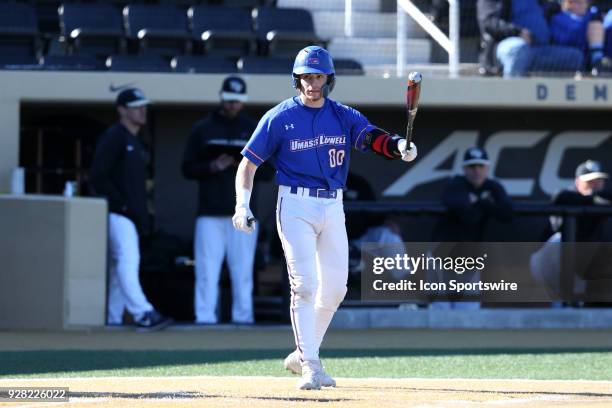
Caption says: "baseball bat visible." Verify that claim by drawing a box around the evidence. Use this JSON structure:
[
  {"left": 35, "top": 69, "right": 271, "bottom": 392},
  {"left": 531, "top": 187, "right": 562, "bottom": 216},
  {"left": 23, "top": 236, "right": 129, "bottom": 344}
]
[{"left": 405, "top": 72, "right": 422, "bottom": 149}]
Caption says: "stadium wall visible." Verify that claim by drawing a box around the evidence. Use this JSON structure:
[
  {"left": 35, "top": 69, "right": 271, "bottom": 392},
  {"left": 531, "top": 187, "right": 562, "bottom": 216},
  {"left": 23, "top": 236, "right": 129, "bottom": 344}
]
[
  {"left": 0, "top": 195, "right": 107, "bottom": 329},
  {"left": 1, "top": 72, "right": 612, "bottom": 194}
]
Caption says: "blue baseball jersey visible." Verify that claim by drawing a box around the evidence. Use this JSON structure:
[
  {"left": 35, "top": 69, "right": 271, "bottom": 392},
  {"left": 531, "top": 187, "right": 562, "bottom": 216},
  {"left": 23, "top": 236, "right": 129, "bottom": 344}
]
[
  {"left": 605, "top": 10, "right": 612, "bottom": 57},
  {"left": 241, "top": 96, "right": 375, "bottom": 189},
  {"left": 551, "top": 10, "right": 599, "bottom": 52}
]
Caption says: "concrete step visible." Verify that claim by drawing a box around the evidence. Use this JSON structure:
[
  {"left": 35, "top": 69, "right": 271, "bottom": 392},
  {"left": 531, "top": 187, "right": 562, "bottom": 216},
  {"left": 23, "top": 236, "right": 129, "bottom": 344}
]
[
  {"left": 329, "top": 37, "right": 431, "bottom": 66},
  {"left": 277, "top": 0, "right": 380, "bottom": 12},
  {"left": 331, "top": 308, "right": 612, "bottom": 329},
  {"left": 313, "top": 10, "right": 428, "bottom": 39}
]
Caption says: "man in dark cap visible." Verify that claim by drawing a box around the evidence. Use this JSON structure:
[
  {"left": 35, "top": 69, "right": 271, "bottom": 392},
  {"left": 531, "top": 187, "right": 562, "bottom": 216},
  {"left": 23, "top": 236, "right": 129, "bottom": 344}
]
[
  {"left": 90, "top": 87, "right": 172, "bottom": 330},
  {"left": 531, "top": 160, "right": 612, "bottom": 303},
  {"left": 549, "top": 160, "right": 611, "bottom": 242},
  {"left": 433, "top": 147, "right": 514, "bottom": 242},
  {"left": 182, "top": 76, "right": 261, "bottom": 324}
]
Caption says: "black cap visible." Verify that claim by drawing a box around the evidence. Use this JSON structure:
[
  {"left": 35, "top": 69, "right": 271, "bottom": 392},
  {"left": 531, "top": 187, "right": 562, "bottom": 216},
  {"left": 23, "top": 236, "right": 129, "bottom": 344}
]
[
  {"left": 220, "top": 76, "right": 247, "bottom": 102},
  {"left": 575, "top": 160, "right": 608, "bottom": 181},
  {"left": 463, "top": 147, "right": 490, "bottom": 166},
  {"left": 116, "top": 88, "right": 150, "bottom": 108}
]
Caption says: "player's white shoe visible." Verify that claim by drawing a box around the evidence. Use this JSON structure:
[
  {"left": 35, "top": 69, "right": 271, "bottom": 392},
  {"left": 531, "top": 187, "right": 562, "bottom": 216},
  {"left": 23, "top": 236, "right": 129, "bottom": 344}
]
[
  {"left": 297, "top": 360, "right": 322, "bottom": 390},
  {"left": 284, "top": 350, "right": 336, "bottom": 387}
]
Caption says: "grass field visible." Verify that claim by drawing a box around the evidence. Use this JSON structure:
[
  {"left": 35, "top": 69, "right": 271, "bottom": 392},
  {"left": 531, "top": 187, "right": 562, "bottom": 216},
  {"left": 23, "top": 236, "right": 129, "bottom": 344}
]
[
  {"left": 2, "top": 349, "right": 612, "bottom": 380},
  {"left": 1, "top": 328, "right": 612, "bottom": 406}
]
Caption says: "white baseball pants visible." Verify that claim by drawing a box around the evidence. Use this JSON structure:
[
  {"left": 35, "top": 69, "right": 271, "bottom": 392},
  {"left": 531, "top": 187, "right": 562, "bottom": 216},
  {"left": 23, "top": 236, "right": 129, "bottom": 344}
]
[
  {"left": 276, "top": 186, "right": 348, "bottom": 362},
  {"left": 194, "top": 216, "right": 257, "bottom": 324},
  {"left": 107, "top": 213, "right": 153, "bottom": 324}
]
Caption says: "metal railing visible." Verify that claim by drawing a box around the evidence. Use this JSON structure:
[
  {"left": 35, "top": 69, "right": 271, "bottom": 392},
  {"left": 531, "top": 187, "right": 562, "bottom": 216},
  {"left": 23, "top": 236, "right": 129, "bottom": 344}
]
[
  {"left": 341, "top": 0, "right": 460, "bottom": 78},
  {"left": 343, "top": 201, "right": 612, "bottom": 304},
  {"left": 396, "top": 0, "right": 460, "bottom": 78}
]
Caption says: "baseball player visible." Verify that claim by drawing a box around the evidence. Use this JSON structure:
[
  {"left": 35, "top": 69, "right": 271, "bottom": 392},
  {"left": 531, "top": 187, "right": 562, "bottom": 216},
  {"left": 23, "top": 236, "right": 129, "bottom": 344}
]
[{"left": 232, "top": 46, "right": 417, "bottom": 390}]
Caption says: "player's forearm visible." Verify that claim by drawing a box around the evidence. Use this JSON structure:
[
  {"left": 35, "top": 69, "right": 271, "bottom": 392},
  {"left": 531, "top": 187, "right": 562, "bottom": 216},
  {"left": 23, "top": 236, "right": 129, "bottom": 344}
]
[{"left": 235, "top": 157, "right": 257, "bottom": 208}]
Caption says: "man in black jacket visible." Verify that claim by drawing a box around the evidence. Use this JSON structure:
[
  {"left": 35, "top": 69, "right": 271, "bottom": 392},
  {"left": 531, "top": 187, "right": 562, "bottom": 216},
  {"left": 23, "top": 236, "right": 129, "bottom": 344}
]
[
  {"left": 182, "top": 76, "right": 258, "bottom": 324},
  {"left": 430, "top": 147, "right": 513, "bottom": 309},
  {"left": 90, "top": 88, "right": 172, "bottom": 330},
  {"left": 477, "top": 0, "right": 584, "bottom": 76},
  {"left": 549, "top": 160, "right": 612, "bottom": 241},
  {"left": 433, "top": 147, "right": 514, "bottom": 242},
  {"left": 531, "top": 160, "right": 612, "bottom": 302}
]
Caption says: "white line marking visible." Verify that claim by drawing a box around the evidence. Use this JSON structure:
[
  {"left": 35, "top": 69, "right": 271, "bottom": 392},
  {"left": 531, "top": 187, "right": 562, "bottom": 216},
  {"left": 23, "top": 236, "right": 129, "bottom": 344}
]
[{"left": 0, "top": 376, "right": 611, "bottom": 385}]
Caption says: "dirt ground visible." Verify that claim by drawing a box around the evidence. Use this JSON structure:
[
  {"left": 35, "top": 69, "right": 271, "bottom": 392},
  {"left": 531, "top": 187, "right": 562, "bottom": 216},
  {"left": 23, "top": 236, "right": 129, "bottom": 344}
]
[
  {"left": 1, "top": 376, "right": 612, "bottom": 408},
  {"left": 2, "top": 328, "right": 612, "bottom": 407}
]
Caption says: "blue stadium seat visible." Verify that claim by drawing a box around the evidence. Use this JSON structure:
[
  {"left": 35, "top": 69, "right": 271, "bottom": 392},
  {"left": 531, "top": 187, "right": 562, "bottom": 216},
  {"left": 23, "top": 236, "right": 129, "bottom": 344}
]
[
  {"left": 172, "top": 55, "right": 238, "bottom": 73},
  {"left": 217, "top": 0, "right": 261, "bottom": 8},
  {"left": 0, "top": 3, "right": 41, "bottom": 59},
  {"left": 106, "top": 55, "right": 172, "bottom": 72},
  {"left": 254, "top": 6, "right": 324, "bottom": 56},
  {"left": 41, "top": 55, "right": 105, "bottom": 71},
  {"left": 59, "top": 4, "right": 126, "bottom": 58},
  {"left": 238, "top": 56, "right": 293, "bottom": 74},
  {"left": 334, "top": 58, "right": 364, "bottom": 75},
  {"left": 33, "top": 0, "right": 61, "bottom": 35},
  {"left": 0, "top": 55, "right": 40, "bottom": 70},
  {"left": 189, "top": 6, "right": 256, "bottom": 57},
  {"left": 124, "top": 5, "right": 191, "bottom": 57}
]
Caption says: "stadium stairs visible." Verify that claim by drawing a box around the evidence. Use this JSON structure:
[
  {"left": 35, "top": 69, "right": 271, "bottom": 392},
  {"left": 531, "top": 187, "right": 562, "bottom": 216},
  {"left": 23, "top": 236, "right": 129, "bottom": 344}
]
[{"left": 277, "top": 0, "right": 432, "bottom": 77}]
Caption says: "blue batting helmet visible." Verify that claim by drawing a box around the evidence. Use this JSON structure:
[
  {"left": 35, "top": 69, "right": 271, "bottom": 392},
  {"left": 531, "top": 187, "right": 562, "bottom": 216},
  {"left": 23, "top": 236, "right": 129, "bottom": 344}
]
[{"left": 292, "top": 46, "right": 336, "bottom": 97}]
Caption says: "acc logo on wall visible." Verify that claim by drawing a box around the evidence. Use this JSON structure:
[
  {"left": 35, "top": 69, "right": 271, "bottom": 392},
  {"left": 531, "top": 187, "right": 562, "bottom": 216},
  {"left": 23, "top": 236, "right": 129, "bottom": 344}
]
[{"left": 384, "top": 130, "right": 612, "bottom": 198}]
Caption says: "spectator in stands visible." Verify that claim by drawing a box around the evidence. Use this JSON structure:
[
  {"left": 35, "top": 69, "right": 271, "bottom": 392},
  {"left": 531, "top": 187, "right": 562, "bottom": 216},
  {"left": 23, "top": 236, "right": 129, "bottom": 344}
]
[
  {"left": 530, "top": 160, "right": 612, "bottom": 303},
  {"left": 550, "top": 0, "right": 612, "bottom": 75},
  {"left": 432, "top": 147, "right": 514, "bottom": 242},
  {"left": 605, "top": 10, "right": 612, "bottom": 61},
  {"left": 477, "top": 0, "right": 585, "bottom": 77},
  {"left": 90, "top": 88, "right": 172, "bottom": 331},
  {"left": 182, "top": 76, "right": 258, "bottom": 325}
]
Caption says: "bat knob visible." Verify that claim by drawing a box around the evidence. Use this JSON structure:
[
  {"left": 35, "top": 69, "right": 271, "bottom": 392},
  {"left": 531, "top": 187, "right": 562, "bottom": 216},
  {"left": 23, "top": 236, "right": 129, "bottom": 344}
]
[
  {"left": 408, "top": 71, "right": 422, "bottom": 84},
  {"left": 247, "top": 217, "right": 256, "bottom": 227}
]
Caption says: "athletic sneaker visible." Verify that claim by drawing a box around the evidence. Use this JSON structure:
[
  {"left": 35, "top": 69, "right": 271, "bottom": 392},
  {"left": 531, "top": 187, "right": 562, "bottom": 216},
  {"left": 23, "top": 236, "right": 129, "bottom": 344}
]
[
  {"left": 284, "top": 349, "right": 336, "bottom": 387},
  {"left": 297, "top": 360, "right": 322, "bottom": 390},
  {"left": 135, "top": 310, "right": 173, "bottom": 332}
]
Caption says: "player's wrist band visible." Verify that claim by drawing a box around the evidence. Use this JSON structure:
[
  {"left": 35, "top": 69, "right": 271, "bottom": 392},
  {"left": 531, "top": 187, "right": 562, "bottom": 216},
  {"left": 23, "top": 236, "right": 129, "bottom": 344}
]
[{"left": 236, "top": 187, "right": 252, "bottom": 208}]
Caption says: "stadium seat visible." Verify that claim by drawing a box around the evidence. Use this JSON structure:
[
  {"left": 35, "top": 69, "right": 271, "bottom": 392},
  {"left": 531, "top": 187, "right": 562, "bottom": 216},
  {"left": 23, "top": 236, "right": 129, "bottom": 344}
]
[
  {"left": 59, "top": 4, "right": 126, "bottom": 58},
  {"left": 172, "top": 55, "right": 239, "bottom": 73},
  {"left": 0, "top": 3, "right": 41, "bottom": 59},
  {"left": 238, "top": 56, "right": 293, "bottom": 74},
  {"left": 0, "top": 55, "right": 40, "bottom": 70},
  {"left": 334, "top": 58, "right": 364, "bottom": 75},
  {"left": 124, "top": 5, "right": 191, "bottom": 57},
  {"left": 215, "top": 0, "right": 261, "bottom": 8},
  {"left": 33, "top": 0, "right": 62, "bottom": 35},
  {"left": 254, "top": 6, "right": 325, "bottom": 56},
  {"left": 41, "top": 55, "right": 105, "bottom": 71},
  {"left": 106, "top": 55, "right": 172, "bottom": 72},
  {"left": 189, "top": 6, "right": 256, "bottom": 57}
]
